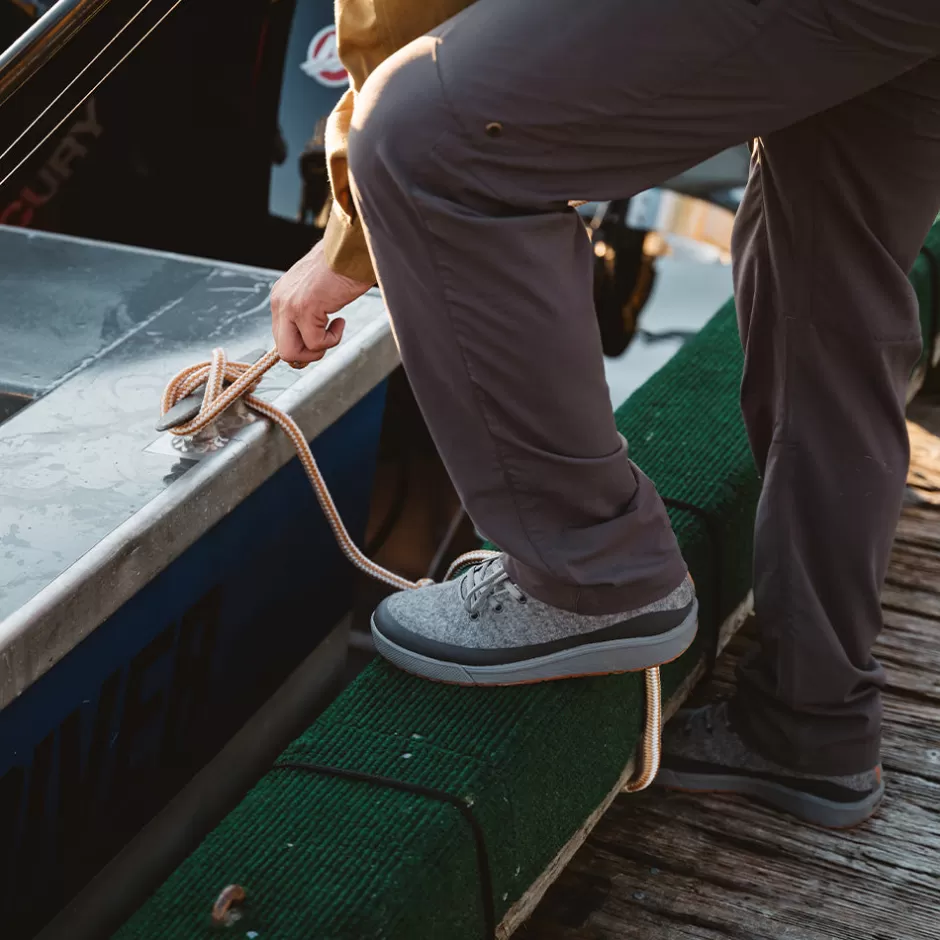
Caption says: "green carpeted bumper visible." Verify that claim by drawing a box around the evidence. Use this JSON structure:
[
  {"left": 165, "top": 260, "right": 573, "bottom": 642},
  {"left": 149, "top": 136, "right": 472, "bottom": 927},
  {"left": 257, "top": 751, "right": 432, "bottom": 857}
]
[{"left": 114, "top": 221, "right": 940, "bottom": 940}]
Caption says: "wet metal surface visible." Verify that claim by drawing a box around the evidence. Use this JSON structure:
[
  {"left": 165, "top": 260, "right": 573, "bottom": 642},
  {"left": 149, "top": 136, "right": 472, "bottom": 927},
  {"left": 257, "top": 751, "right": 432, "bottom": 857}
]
[
  {"left": 1, "top": 228, "right": 216, "bottom": 399},
  {"left": 0, "top": 227, "right": 396, "bottom": 696},
  {"left": 0, "top": 227, "right": 280, "bottom": 619}
]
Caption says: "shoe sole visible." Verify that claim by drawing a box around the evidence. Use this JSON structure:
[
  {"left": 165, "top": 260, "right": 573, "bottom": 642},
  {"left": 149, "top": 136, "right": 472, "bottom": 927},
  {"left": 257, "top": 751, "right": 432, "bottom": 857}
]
[
  {"left": 370, "top": 600, "right": 698, "bottom": 687},
  {"left": 655, "top": 768, "right": 885, "bottom": 829}
]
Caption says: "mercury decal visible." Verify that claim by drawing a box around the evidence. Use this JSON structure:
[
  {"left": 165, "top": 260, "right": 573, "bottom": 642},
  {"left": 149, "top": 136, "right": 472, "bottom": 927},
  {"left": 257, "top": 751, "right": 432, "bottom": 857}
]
[
  {"left": 0, "top": 97, "right": 103, "bottom": 226},
  {"left": 300, "top": 25, "right": 348, "bottom": 88}
]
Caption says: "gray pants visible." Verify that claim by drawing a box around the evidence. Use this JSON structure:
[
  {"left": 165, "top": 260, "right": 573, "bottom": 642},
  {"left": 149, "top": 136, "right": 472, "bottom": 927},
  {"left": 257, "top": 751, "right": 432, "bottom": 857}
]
[{"left": 348, "top": 0, "right": 940, "bottom": 774}]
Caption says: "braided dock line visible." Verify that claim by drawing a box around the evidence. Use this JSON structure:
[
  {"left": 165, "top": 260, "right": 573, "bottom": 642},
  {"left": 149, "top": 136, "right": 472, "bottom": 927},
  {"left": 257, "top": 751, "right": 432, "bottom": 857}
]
[{"left": 161, "top": 347, "right": 662, "bottom": 790}]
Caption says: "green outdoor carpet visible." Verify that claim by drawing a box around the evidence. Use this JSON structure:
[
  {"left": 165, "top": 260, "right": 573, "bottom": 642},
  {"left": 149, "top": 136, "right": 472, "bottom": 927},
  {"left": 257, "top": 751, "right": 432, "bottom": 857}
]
[{"left": 115, "top": 220, "right": 940, "bottom": 940}]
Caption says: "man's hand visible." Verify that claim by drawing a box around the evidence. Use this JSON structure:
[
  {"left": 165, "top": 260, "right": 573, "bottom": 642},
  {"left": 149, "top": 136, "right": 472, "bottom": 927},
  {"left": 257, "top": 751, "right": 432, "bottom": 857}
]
[{"left": 270, "top": 241, "right": 372, "bottom": 366}]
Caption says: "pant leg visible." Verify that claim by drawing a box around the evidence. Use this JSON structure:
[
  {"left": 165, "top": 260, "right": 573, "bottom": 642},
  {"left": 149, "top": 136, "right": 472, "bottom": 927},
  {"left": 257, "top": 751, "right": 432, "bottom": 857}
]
[
  {"left": 731, "top": 61, "right": 940, "bottom": 774},
  {"left": 346, "top": 0, "right": 939, "bottom": 619}
]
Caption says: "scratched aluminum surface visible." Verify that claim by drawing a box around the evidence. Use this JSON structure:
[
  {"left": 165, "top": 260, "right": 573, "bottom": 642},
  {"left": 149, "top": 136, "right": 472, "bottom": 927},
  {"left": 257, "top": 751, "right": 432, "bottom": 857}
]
[{"left": 0, "top": 226, "right": 392, "bottom": 628}]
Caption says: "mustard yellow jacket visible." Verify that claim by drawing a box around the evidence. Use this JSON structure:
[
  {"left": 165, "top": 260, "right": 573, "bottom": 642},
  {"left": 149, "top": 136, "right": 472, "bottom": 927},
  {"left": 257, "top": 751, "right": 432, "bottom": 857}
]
[{"left": 321, "top": 0, "right": 473, "bottom": 282}]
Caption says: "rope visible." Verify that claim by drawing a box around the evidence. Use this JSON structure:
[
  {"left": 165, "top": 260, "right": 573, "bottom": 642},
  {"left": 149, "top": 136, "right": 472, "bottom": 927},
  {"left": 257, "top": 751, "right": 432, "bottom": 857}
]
[
  {"left": 160, "top": 346, "right": 663, "bottom": 790},
  {"left": 623, "top": 664, "right": 662, "bottom": 792},
  {"left": 162, "top": 348, "right": 428, "bottom": 593}
]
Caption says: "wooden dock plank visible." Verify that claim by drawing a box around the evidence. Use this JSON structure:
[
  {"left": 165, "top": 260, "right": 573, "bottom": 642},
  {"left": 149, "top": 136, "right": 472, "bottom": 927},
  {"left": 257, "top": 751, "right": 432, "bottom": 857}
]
[{"left": 520, "top": 415, "right": 940, "bottom": 940}]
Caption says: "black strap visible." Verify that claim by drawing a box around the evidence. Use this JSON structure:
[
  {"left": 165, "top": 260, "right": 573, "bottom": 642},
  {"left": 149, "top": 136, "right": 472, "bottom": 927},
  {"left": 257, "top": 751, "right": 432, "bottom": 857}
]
[
  {"left": 271, "top": 761, "right": 496, "bottom": 940},
  {"left": 660, "top": 497, "right": 723, "bottom": 676},
  {"left": 920, "top": 245, "right": 939, "bottom": 382}
]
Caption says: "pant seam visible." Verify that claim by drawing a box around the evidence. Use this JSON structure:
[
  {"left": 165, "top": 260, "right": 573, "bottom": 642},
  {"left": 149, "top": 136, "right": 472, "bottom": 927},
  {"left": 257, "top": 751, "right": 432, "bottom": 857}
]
[
  {"left": 410, "top": 72, "right": 557, "bottom": 578},
  {"left": 428, "top": 46, "right": 686, "bottom": 598},
  {"left": 360, "top": 169, "right": 552, "bottom": 576},
  {"left": 770, "top": 132, "right": 797, "bottom": 662},
  {"left": 413, "top": 208, "right": 556, "bottom": 576},
  {"left": 346, "top": 83, "right": 548, "bottom": 571},
  {"left": 423, "top": 49, "right": 611, "bottom": 584}
]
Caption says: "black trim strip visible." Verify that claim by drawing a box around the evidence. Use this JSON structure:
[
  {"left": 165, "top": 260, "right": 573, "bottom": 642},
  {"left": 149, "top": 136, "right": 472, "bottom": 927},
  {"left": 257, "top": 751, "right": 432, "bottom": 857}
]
[
  {"left": 271, "top": 762, "right": 496, "bottom": 940},
  {"left": 373, "top": 602, "right": 693, "bottom": 667}
]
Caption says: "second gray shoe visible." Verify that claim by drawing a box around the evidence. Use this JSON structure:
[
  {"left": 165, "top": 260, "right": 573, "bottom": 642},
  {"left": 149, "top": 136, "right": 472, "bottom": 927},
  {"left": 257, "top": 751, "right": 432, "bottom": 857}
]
[
  {"left": 656, "top": 702, "right": 885, "bottom": 828},
  {"left": 371, "top": 555, "right": 697, "bottom": 686}
]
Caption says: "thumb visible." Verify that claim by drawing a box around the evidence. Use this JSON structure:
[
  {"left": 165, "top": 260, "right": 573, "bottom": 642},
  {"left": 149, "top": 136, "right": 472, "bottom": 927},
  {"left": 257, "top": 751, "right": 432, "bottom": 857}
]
[{"left": 323, "top": 317, "right": 346, "bottom": 349}]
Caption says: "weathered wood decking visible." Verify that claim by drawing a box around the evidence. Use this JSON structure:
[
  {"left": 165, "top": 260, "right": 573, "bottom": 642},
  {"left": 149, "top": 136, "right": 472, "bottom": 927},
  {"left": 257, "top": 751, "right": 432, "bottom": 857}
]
[{"left": 521, "top": 405, "right": 940, "bottom": 940}]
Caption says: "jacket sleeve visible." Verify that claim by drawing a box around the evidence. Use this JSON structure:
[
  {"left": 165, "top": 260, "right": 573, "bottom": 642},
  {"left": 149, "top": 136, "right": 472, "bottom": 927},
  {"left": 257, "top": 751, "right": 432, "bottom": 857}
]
[
  {"left": 322, "top": 0, "right": 475, "bottom": 282},
  {"left": 322, "top": 85, "right": 375, "bottom": 283},
  {"left": 321, "top": 0, "right": 384, "bottom": 283}
]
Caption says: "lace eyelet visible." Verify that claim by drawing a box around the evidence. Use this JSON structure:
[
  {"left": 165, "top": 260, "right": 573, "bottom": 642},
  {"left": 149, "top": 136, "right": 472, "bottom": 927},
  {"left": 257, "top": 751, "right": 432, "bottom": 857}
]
[
  {"left": 493, "top": 603, "right": 503, "bottom": 613},
  {"left": 469, "top": 612, "right": 480, "bottom": 621},
  {"left": 518, "top": 596, "right": 528, "bottom": 604}
]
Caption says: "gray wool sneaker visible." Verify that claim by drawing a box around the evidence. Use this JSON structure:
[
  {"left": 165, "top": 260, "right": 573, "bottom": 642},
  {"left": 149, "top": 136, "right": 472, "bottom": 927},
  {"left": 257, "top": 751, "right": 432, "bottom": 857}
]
[
  {"left": 371, "top": 555, "right": 697, "bottom": 686},
  {"left": 656, "top": 701, "right": 885, "bottom": 828}
]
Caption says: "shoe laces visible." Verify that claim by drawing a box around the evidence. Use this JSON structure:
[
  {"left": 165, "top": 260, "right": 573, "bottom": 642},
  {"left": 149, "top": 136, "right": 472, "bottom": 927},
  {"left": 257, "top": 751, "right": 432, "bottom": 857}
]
[{"left": 460, "top": 556, "right": 527, "bottom": 616}]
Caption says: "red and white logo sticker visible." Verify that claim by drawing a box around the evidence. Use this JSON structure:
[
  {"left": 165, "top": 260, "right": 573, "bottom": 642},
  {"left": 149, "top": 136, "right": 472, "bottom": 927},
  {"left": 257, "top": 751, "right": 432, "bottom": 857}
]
[{"left": 301, "top": 25, "right": 349, "bottom": 88}]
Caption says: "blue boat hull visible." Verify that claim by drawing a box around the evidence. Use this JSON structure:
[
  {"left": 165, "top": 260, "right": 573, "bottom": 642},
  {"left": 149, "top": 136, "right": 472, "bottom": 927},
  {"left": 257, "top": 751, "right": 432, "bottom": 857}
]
[{"left": 0, "top": 383, "right": 385, "bottom": 938}]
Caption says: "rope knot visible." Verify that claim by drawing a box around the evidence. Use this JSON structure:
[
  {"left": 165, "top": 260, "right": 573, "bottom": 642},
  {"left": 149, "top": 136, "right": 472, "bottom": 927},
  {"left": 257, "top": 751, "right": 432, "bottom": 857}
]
[{"left": 160, "top": 348, "right": 277, "bottom": 438}]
